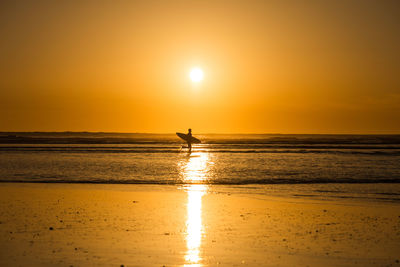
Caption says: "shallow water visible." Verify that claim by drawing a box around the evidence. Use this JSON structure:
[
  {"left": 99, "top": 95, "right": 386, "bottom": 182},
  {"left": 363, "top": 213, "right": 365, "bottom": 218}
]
[{"left": 1, "top": 133, "right": 399, "bottom": 186}]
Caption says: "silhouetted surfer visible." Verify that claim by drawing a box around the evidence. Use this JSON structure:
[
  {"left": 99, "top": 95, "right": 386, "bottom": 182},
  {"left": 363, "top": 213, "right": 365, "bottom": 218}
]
[
  {"left": 187, "top": 128, "right": 192, "bottom": 153},
  {"left": 176, "top": 129, "right": 200, "bottom": 153}
]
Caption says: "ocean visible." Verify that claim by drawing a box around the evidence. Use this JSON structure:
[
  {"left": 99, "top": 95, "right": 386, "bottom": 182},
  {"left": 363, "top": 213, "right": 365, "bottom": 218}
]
[{"left": 1, "top": 132, "right": 400, "bottom": 201}]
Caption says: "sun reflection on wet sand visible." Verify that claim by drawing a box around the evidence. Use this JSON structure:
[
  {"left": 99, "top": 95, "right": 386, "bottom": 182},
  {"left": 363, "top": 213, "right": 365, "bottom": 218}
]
[
  {"left": 179, "top": 152, "right": 210, "bottom": 266},
  {"left": 184, "top": 184, "right": 206, "bottom": 266}
]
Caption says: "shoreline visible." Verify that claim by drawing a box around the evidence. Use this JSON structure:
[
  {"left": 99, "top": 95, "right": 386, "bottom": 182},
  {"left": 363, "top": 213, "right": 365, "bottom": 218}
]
[{"left": 1, "top": 182, "right": 399, "bottom": 204}]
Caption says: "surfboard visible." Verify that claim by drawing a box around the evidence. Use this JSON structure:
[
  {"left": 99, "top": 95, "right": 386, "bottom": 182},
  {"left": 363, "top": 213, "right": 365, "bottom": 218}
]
[{"left": 176, "top": 132, "right": 201, "bottom": 144}]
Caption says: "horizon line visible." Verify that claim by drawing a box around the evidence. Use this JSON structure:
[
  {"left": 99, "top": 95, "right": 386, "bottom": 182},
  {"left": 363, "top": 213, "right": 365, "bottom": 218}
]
[{"left": 1, "top": 131, "right": 400, "bottom": 135}]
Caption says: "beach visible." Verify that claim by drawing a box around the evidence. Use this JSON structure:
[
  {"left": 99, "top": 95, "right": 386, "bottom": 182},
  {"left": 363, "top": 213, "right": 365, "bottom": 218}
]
[
  {"left": 3, "top": 0, "right": 400, "bottom": 266},
  {"left": 0, "top": 183, "right": 399, "bottom": 267}
]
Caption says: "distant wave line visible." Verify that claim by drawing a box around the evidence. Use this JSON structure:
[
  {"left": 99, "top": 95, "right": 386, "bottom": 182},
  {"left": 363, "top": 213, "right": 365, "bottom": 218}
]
[
  {"left": 1, "top": 147, "right": 400, "bottom": 155},
  {"left": 1, "top": 178, "right": 399, "bottom": 185}
]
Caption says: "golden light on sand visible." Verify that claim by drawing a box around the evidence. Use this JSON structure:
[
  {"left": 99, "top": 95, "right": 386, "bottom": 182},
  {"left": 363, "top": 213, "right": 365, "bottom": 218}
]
[
  {"left": 189, "top": 67, "right": 204, "bottom": 82},
  {"left": 184, "top": 184, "right": 206, "bottom": 266}
]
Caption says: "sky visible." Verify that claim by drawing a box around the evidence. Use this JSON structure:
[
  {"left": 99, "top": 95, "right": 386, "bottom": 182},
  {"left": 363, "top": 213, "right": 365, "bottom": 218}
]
[{"left": 1, "top": 0, "right": 399, "bottom": 133}]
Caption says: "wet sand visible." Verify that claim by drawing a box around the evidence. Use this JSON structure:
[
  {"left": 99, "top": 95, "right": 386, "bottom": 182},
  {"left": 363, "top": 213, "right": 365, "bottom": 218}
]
[{"left": 0, "top": 183, "right": 399, "bottom": 266}]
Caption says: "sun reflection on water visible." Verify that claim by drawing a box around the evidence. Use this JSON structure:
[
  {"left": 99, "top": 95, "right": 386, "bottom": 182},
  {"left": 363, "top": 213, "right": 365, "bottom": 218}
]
[
  {"left": 179, "top": 152, "right": 210, "bottom": 266},
  {"left": 179, "top": 152, "right": 210, "bottom": 183}
]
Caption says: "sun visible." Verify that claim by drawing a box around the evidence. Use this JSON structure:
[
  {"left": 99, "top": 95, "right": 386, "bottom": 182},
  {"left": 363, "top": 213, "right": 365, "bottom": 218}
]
[{"left": 189, "top": 67, "right": 204, "bottom": 82}]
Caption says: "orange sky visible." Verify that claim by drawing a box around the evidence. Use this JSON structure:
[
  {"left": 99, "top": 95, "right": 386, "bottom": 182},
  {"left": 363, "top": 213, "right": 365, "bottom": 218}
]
[{"left": 1, "top": 0, "right": 399, "bottom": 133}]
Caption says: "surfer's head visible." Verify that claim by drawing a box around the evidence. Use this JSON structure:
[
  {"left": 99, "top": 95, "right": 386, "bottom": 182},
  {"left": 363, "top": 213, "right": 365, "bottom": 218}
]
[{"left": 188, "top": 128, "right": 192, "bottom": 133}]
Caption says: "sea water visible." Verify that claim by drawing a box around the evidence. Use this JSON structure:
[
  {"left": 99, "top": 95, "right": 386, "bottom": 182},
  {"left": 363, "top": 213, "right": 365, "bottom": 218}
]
[{"left": 1, "top": 133, "right": 399, "bottom": 201}]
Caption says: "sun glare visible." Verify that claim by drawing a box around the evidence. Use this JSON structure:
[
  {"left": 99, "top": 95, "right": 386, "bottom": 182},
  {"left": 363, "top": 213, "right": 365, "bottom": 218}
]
[{"left": 189, "top": 68, "right": 204, "bottom": 82}]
